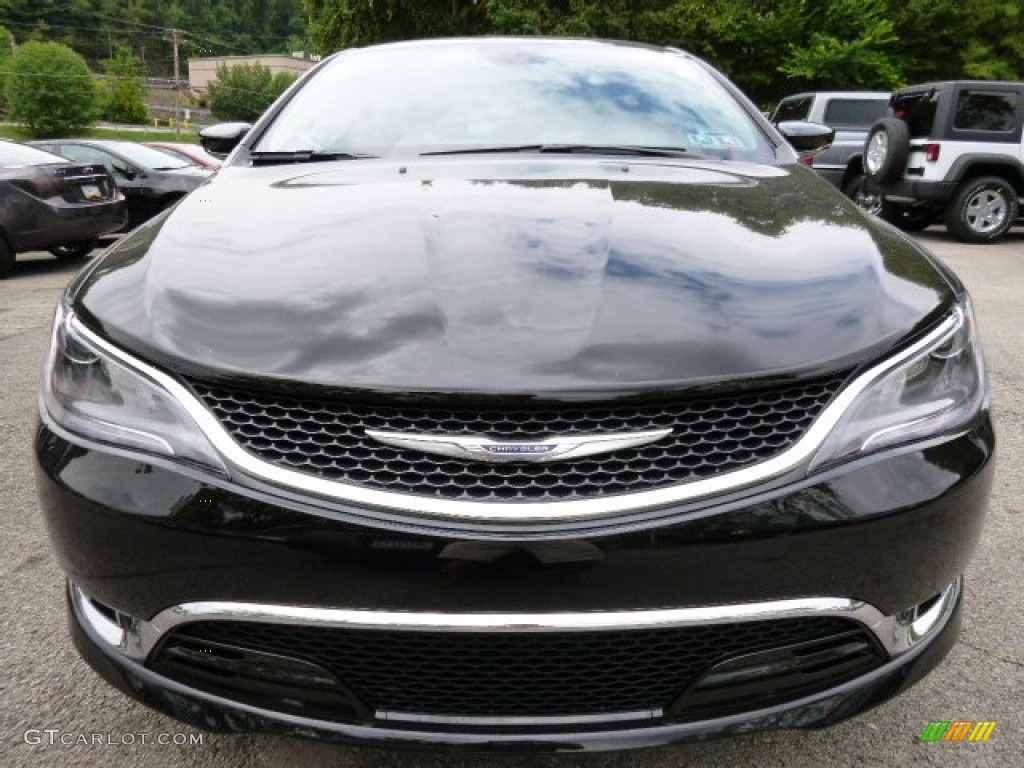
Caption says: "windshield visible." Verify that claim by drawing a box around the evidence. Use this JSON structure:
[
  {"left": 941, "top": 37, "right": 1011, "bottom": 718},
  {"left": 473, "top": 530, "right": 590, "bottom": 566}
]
[
  {"left": 255, "top": 40, "right": 774, "bottom": 163},
  {"left": 105, "top": 142, "right": 192, "bottom": 170},
  {"left": 0, "top": 140, "right": 68, "bottom": 167}
]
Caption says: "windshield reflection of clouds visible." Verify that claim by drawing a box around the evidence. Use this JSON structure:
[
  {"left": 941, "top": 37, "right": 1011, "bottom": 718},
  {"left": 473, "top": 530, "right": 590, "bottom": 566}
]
[{"left": 257, "top": 42, "right": 772, "bottom": 162}]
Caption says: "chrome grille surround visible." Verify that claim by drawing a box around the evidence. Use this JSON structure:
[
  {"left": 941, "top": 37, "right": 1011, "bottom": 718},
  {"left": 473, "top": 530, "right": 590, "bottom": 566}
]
[
  {"left": 55, "top": 311, "right": 961, "bottom": 521},
  {"left": 186, "top": 374, "right": 850, "bottom": 502}
]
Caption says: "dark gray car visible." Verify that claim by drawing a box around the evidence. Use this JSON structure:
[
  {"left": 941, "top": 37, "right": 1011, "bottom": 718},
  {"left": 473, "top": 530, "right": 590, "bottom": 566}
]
[
  {"left": 31, "top": 139, "right": 212, "bottom": 229},
  {"left": 0, "top": 139, "right": 125, "bottom": 276}
]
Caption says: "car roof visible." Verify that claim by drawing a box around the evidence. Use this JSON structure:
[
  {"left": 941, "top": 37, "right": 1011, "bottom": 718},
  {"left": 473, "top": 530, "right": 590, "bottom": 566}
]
[
  {"left": 53, "top": 139, "right": 134, "bottom": 149},
  {"left": 779, "top": 91, "right": 891, "bottom": 100},
  {"left": 0, "top": 139, "right": 69, "bottom": 166},
  {"left": 346, "top": 35, "right": 692, "bottom": 58},
  {"left": 895, "top": 80, "right": 1024, "bottom": 93}
]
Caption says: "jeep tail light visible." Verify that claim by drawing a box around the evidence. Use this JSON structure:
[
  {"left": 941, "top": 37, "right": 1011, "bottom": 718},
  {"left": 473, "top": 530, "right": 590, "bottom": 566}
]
[
  {"left": 799, "top": 153, "right": 815, "bottom": 166},
  {"left": 894, "top": 109, "right": 907, "bottom": 119},
  {"left": 924, "top": 143, "right": 941, "bottom": 162}
]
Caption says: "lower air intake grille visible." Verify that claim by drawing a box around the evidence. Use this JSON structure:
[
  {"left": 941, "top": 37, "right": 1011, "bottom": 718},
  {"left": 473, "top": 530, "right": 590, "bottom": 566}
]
[
  {"left": 187, "top": 372, "right": 849, "bottom": 501},
  {"left": 151, "top": 617, "right": 884, "bottom": 722}
]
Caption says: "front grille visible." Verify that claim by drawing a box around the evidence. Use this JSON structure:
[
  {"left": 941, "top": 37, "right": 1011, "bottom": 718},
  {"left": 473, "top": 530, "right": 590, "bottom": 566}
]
[
  {"left": 187, "top": 372, "right": 849, "bottom": 501},
  {"left": 150, "top": 617, "right": 884, "bottom": 722}
]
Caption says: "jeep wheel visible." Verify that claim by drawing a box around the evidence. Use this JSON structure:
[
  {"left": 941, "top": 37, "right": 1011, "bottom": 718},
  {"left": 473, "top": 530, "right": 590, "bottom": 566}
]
[
  {"left": 843, "top": 174, "right": 883, "bottom": 216},
  {"left": 945, "top": 176, "right": 1019, "bottom": 243},
  {"left": 863, "top": 118, "right": 910, "bottom": 184}
]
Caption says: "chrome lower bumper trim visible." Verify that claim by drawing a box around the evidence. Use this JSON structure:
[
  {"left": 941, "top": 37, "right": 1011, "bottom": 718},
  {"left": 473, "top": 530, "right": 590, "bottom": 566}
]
[
  {"left": 70, "top": 579, "right": 962, "bottom": 663},
  {"left": 376, "top": 709, "right": 662, "bottom": 727}
]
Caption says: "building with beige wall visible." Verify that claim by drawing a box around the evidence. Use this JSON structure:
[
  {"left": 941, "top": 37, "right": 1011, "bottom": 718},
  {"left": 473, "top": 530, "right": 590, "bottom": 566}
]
[{"left": 188, "top": 55, "right": 318, "bottom": 95}]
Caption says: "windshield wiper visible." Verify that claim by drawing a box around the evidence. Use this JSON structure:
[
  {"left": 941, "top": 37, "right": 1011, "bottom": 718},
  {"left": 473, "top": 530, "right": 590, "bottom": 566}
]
[
  {"left": 421, "top": 144, "right": 696, "bottom": 159},
  {"left": 249, "top": 150, "right": 377, "bottom": 165}
]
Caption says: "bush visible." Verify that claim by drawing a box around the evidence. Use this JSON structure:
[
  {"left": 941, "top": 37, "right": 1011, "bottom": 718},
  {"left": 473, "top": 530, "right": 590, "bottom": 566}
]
[
  {"left": 7, "top": 42, "right": 97, "bottom": 137},
  {"left": 269, "top": 70, "right": 299, "bottom": 101},
  {"left": 207, "top": 63, "right": 298, "bottom": 122},
  {"left": 99, "top": 48, "right": 148, "bottom": 124}
]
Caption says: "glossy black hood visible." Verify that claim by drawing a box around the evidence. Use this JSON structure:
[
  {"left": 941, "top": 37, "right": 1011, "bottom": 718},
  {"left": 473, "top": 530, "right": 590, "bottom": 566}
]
[{"left": 73, "top": 158, "right": 954, "bottom": 396}]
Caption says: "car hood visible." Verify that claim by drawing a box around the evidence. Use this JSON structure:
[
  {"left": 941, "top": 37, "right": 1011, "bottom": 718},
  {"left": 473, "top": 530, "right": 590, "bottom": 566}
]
[{"left": 74, "top": 158, "right": 954, "bottom": 396}]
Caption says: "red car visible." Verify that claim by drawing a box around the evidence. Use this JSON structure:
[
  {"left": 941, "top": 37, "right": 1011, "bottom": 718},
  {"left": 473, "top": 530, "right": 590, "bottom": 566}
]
[{"left": 144, "top": 141, "right": 223, "bottom": 171}]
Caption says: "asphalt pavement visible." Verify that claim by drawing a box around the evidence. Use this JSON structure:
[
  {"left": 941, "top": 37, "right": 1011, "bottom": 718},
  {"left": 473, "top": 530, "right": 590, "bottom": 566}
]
[{"left": 1, "top": 228, "right": 1021, "bottom": 767}]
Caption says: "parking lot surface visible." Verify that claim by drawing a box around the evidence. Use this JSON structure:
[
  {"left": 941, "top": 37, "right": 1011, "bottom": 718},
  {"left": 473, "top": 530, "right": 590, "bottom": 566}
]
[{"left": 2, "top": 228, "right": 1022, "bottom": 767}]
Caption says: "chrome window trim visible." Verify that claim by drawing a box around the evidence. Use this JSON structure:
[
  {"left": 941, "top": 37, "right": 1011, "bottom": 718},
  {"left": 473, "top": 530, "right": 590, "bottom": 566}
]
[
  {"left": 63, "top": 311, "right": 959, "bottom": 522},
  {"left": 71, "top": 580, "right": 961, "bottom": 663}
]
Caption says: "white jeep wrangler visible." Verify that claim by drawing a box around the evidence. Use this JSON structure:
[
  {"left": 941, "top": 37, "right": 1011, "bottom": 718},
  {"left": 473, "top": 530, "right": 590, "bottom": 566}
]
[{"left": 860, "top": 81, "right": 1023, "bottom": 243}]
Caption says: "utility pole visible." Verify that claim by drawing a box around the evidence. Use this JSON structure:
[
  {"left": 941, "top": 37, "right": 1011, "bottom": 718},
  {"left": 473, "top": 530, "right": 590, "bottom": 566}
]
[
  {"left": 172, "top": 28, "right": 180, "bottom": 85},
  {"left": 169, "top": 28, "right": 183, "bottom": 135}
]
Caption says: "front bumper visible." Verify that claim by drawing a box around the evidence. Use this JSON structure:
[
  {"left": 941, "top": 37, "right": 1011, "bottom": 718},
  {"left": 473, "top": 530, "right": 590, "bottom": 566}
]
[
  {"left": 36, "top": 410, "right": 993, "bottom": 749},
  {"left": 69, "top": 578, "right": 963, "bottom": 751}
]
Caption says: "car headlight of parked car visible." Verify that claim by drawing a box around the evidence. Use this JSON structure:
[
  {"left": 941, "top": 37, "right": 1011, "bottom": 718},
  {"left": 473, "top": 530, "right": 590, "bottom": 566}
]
[{"left": 40, "top": 303, "right": 226, "bottom": 473}]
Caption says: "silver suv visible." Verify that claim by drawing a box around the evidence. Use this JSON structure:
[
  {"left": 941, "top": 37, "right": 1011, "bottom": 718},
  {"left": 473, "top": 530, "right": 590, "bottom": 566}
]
[
  {"left": 862, "top": 81, "right": 1024, "bottom": 242},
  {"left": 771, "top": 91, "right": 889, "bottom": 193}
]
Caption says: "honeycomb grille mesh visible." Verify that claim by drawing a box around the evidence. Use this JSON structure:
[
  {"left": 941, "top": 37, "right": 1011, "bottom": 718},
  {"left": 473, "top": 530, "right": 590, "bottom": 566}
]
[
  {"left": 160, "top": 617, "right": 866, "bottom": 717},
  {"left": 187, "top": 373, "right": 849, "bottom": 501}
]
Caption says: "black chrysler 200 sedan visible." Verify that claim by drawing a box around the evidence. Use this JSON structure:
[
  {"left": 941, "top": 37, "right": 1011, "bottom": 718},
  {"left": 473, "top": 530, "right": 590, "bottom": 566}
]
[{"left": 35, "top": 39, "right": 993, "bottom": 751}]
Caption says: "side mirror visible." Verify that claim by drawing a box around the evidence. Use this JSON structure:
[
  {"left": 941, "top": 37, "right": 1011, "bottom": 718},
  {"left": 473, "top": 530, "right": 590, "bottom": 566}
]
[
  {"left": 113, "top": 164, "right": 138, "bottom": 180},
  {"left": 200, "top": 123, "right": 252, "bottom": 159},
  {"left": 776, "top": 121, "right": 835, "bottom": 153}
]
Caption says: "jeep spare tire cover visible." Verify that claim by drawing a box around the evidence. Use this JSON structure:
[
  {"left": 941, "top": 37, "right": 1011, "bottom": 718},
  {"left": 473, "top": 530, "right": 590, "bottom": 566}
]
[{"left": 864, "top": 117, "right": 910, "bottom": 184}]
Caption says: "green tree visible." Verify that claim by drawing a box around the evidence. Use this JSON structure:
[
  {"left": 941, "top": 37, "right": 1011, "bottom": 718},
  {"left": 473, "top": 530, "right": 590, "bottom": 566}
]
[
  {"left": 6, "top": 41, "right": 98, "bottom": 137},
  {"left": 0, "top": 26, "right": 15, "bottom": 104},
  {"left": 306, "top": 0, "right": 456, "bottom": 51},
  {"left": 961, "top": 0, "right": 1024, "bottom": 80},
  {"left": 207, "top": 62, "right": 296, "bottom": 121},
  {"left": 98, "top": 47, "right": 148, "bottom": 124},
  {"left": 780, "top": 0, "right": 902, "bottom": 91}
]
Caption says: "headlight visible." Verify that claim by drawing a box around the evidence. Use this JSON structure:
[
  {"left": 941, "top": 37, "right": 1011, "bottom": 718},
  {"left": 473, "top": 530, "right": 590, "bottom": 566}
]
[
  {"left": 811, "top": 299, "right": 987, "bottom": 470},
  {"left": 40, "top": 303, "right": 226, "bottom": 473}
]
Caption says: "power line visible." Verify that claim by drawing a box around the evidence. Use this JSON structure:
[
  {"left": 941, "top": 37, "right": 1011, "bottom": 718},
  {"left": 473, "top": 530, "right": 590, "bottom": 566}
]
[{"left": 1, "top": 11, "right": 293, "bottom": 56}]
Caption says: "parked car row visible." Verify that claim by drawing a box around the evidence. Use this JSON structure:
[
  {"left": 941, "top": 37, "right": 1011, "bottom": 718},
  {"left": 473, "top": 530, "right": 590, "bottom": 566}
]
[
  {"left": 0, "top": 140, "right": 125, "bottom": 275},
  {"left": 0, "top": 138, "right": 216, "bottom": 277},
  {"left": 31, "top": 140, "right": 214, "bottom": 229},
  {"left": 772, "top": 80, "right": 1023, "bottom": 243}
]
